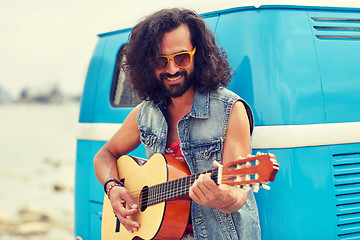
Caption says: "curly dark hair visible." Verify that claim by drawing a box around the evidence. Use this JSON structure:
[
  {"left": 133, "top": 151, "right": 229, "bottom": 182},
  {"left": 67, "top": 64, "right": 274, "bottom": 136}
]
[{"left": 124, "top": 8, "right": 233, "bottom": 104}]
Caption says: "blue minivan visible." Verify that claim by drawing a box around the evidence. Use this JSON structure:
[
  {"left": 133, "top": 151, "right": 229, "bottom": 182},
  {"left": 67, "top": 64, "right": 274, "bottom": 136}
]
[{"left": 75, "top": 3, "right": 360, "bottom": 239}]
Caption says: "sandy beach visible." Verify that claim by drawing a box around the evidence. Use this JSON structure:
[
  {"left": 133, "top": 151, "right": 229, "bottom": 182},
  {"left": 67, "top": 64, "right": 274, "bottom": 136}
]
[{"left": 0, "top": 103, "right": 79, "bottom": 240}]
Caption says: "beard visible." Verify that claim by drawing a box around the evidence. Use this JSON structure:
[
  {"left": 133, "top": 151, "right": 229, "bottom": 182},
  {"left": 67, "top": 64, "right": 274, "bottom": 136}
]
[{"left": 159, "top": 70, "right": 195, "bottom": 98}]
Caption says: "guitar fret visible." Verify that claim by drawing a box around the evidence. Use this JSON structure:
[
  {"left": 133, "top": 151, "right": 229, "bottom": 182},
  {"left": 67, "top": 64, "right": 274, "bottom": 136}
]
[
  {"left": 161, "top": 181, "right": 165, "bottom": 202},
  {"left": 148, "top": 187, "right": 151, "bottom": 206},
  {"left": 159, "top": 183, "right": 164, "bottom": 203},
  {"left": 156, "top": 183, "right": 160, "bottom": 204},
  {"left": 172, "top": 179, "right": 176, "bottom": 199},
  {"left": 153, "top": 186, "right": 156, "bottom": 205},
  {"left": 171, "top": 180, "right": 174, "bottom": 199},
  {"left": 176, "top": 179, "right": 179, "bottom": 197},
  {"left": 158, "top": 183, "right": 162, "bottom": 203},
  {"left": 168, "top": 181, "right": 171, "bottom": 200},
  {"left": 173, "top": 180, "right": 175, "bottom": 198},
  {"left": 181, "top": 177, "right": 186, "bottom": 195},
  {"left": 164, "top": 181, "right": 169, "bottom": 202},
  {"left": 149, "top": 186, "right": 154, "bottom": 205},
  {"left": 155, "top": 184, "right": 158, "bottom": 204}
]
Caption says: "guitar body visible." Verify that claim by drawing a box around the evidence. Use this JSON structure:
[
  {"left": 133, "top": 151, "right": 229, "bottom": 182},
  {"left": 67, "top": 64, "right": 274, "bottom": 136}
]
[
  {"left": 102, "top": 153, "right": 191, "bottom": 240},
  {"left": 101, "top": 152, "right": 279, "bottom": 239}
]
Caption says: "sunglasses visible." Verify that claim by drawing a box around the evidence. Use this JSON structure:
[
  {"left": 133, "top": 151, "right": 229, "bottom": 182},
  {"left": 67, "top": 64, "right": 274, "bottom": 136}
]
[{"left": 154, "top": 47, "right": 196, "bottom": 71}]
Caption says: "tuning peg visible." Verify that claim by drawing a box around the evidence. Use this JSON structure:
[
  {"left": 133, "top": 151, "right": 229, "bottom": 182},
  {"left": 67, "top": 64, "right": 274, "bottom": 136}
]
[
  {"left": 260, "top": 183, "right": 270, "bottom": 190},
  {"left": 237, "top": 155, "right": 245, "bottom": 160},
  {"left": 252, "top": 183, "right": 260, "bottom": 193},
  {"left": 237, "top": 184, "right": 251, "bottom": 192}
]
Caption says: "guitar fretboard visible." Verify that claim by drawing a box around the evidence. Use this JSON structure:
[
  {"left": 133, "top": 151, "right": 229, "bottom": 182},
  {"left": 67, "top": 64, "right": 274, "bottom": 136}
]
[{"left": 142, "top": 168, "right": 218, "bottom": 207}]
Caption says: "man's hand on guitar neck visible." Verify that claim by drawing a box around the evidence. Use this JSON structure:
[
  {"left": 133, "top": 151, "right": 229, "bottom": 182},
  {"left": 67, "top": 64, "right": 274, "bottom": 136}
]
[
  {"left": 189, "top": 161, "right": 248, "bottom": 214},
  {"left": 108, "top": 186, "right": 140, "bottom": 233}
]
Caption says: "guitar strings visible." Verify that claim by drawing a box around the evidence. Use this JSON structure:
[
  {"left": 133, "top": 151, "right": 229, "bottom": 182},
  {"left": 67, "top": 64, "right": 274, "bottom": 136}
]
[
  {"left": 121, "top": 180, "right": 259, "bottom": 210},
  {"left": 125, "top": 169, "right": 215, "bottom": 193},
  {"left": 122, "top": 172, "right": 207, "bottom": 208},
  {"left": 125, "top": 176, "right": 258, "bottom": 209},
  {"left": 129, "top": 175, "right": 257, "bottom": 209},
  {"left": 125, "top": 173, "right": 245, "bottom": 194},
  {"left": 126, "top": 174, "right": 252, "bottom": 198}
]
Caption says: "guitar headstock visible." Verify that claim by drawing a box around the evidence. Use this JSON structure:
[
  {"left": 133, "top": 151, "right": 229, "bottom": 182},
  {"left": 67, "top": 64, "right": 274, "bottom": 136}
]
[{"left": 220, "top": 153, "right": 279, "bottom": 192}]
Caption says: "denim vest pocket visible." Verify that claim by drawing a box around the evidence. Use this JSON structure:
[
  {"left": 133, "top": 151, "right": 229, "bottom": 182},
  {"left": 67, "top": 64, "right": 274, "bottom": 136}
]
[
  {"left": 139, "top": 128, "right": 162, "bottom": 157},
  {"left": 190, "top": 140, "right": 222, "bottom": 172},
  {"left": 191, "top": 140, "right": 221, "bottom": 162}
]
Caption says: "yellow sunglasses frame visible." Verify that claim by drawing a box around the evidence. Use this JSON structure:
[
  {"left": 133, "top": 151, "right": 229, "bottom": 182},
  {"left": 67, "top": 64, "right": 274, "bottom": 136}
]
[{"left": 155, "top": 47, "right": 196, "bottom": 71}]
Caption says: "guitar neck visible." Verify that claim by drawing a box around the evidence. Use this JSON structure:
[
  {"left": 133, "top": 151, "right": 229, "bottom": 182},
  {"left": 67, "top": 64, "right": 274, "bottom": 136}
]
[{"left": 144, "top": 168, "right": 218, "bottom": 206}]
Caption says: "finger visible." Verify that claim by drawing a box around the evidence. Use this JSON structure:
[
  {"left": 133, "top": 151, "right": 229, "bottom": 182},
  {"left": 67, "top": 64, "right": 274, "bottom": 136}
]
[
  {"left": 110, "top": 189, "right": 137, "bottom": 214},
  {"left": 190, "top": 174, "right": 219, "bottom": 206},
  {"left": 112, "top": 199, "right": 137, "bottom": 219},
  {"left": 189, "top": 184, "right": 206, "bottom": 204},
  {"left": 115, "top": 212, "right": 140, "bottom": 232},
  {"left": 119, "top": 207, "right": 138, "bottom": 217},
  {"left": 213, "top": 161, "right": 222, "bottom": 168},
  {"left": 120, "top": 191, "right": 138, "bottom": 210},
  {"left": 191, "top": 174, "right": 208, "bottom": 198},
  {"left": 110, "top": 188, "right": 140, "bottom": 232},
  {"left": 114, "top": 205, "right": 140, "bottom": 231},
  {"left": 202, "top": 173, "right": 218, "bottom": 189}
]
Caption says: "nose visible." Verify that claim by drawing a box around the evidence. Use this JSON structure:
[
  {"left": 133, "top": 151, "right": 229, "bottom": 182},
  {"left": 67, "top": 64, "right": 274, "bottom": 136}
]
[{"left": 165, "top": 59, "right": 179, "bottom": 75}]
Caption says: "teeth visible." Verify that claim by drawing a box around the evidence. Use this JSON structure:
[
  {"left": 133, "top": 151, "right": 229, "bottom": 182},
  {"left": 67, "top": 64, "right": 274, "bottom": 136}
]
[{"left": 166, "top": 75, "right": 182, "bottom": 81}]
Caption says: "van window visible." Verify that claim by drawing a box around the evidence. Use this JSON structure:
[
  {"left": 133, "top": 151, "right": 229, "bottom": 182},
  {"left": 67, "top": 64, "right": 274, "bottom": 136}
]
[{"left": 110, "top": 44, "right": 141, "bottom": 107}]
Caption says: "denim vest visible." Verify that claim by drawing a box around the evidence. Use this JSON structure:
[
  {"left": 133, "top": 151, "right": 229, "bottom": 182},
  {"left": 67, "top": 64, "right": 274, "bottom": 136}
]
[{"left": 137, "top": 88, "right": 261, "bottom": 239}]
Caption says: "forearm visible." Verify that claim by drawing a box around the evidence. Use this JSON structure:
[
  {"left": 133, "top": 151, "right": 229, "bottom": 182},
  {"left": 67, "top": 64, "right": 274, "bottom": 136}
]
[
  {"left": 95, "top": 146, "right": 140, "bottom": 233},
  {"left": 94, "top": 147, "right": 120, "bottom": 186},
  {"left": 218, "top": 186, "right": 248, "bottom": 213}
]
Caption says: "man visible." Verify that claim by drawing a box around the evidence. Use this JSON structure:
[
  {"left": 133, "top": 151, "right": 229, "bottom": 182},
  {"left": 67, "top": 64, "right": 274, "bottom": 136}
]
[{"left": 94, "top": 8, "right": 260, "bottom": 239}]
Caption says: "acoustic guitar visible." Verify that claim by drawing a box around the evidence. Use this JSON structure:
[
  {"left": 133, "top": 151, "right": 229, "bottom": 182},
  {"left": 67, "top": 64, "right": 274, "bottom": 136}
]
[{"left": 102, "top": 153, "right": 279, "bottom": 240}]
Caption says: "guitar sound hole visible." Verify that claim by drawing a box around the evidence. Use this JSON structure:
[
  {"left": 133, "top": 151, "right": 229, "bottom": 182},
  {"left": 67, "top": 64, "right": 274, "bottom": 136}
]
[{"left": 139, "top": 186, "right": 149, "bottom": 212}]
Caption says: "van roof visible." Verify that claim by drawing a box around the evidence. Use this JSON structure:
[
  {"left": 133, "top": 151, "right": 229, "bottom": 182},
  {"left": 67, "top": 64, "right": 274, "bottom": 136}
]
[{"left": 98, "top": 0, "right": 360, "bottom": 37}]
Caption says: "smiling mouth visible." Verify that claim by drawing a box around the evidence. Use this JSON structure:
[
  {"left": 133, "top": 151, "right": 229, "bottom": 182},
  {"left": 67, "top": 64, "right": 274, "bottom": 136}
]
[
  {"left": 160, "top": 70, "right": 187, "bottom": 84},
  {"left": 165, "top": 75, "right": 182, "bottom": 82}
]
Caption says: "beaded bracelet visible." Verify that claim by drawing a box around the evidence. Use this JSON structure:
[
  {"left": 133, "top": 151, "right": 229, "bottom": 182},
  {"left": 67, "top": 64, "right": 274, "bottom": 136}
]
[
  {"left": 106, "top": 183, "right": 122, "bottom": 198},
  {"left": 103, "top": 178, "right": 122, "bottom": 193}
]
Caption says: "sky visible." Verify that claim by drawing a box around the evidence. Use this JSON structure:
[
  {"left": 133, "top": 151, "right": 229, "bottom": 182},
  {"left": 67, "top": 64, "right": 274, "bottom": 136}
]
[
  {"left": 1, "top": 0, "right": 358, "bottom": 98},
  {"left": 0, "top": 0, "right": 243, "bottom": 98}
]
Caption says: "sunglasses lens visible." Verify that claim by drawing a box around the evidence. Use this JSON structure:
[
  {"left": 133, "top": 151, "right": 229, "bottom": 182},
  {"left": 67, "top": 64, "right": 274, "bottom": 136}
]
[
  {"left": 174, "top": 53, "right": 191, "bottom": 67},
  {"left": 154, "top": 57, "right": 168, "bottom": 70},
  {"left": 154, "top": 51, "right": 193, "bottom": 70}
]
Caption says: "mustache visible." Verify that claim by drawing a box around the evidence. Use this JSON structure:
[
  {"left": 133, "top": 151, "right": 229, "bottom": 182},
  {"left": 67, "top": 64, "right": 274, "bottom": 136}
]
[{"left": 160, "top": 70, "right": 187, "bottom": 80}]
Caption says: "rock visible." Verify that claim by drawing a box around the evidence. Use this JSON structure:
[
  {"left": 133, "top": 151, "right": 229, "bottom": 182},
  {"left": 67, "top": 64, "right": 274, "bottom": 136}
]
[
  {"left": 0, "top": 212, "right": 10, "bottom": 235},
  {"left": 8, "top": 221, "right": 50, "bottom": 235},
  {"left": 5, "top": 203, "right": 53, "bottom": 236},
  {"left": 18, "top": 203, "right": 52, "bottom": 223},
  {"left": 53, "top": 183, "right": 67, "bottom": 192},
  {"left": 44, "top": 157, "right": 61, "bottom": 168},
  {"left": 2, "top": 170, "right": 22, "bottom": 179}
]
